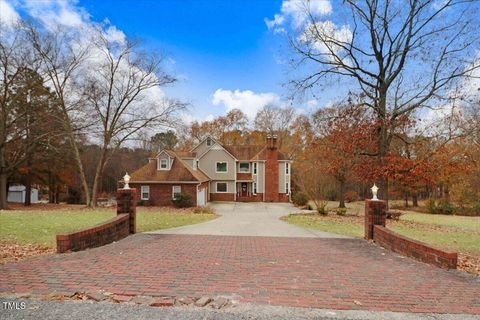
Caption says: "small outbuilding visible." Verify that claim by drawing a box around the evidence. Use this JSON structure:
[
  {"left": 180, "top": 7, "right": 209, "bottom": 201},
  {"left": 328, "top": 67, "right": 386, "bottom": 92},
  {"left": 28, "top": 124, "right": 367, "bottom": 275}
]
[{"left": 7, "top": 185, "right": 39, "bottom": 203}]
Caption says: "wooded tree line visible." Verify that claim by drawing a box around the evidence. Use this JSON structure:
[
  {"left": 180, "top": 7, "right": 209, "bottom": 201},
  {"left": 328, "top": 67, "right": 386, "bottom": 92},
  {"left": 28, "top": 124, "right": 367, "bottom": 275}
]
[{"left": 0, "top": 19, "right": 185, "bottom": 209}]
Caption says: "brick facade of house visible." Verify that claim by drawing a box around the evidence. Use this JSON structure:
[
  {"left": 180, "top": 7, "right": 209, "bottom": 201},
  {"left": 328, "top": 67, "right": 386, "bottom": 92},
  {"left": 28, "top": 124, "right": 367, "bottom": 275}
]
[{"left": 130, "top": 182, "right": 208, "bottom": 207}]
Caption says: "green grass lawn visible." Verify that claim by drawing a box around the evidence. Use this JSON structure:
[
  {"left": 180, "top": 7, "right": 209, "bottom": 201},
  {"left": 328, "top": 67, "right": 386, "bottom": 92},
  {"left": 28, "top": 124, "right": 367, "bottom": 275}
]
[
  {"left": 283, "top": 212, "right": 480, "bottom": 256},
  {"left": 281, "top": 214, "right": 364, "bottom": 238},
  {"left": 0, "top": 206, "right": 216, "bottom": 247}
]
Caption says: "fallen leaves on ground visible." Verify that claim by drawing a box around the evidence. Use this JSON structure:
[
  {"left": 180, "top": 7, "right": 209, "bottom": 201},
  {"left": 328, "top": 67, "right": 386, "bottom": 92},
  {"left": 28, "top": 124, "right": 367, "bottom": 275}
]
[
  {"left": 458, "top": 254, "right": 480, "bottom": 276},
  {"left": 0, "top": 240, "right": 54, "bottom": 264}
]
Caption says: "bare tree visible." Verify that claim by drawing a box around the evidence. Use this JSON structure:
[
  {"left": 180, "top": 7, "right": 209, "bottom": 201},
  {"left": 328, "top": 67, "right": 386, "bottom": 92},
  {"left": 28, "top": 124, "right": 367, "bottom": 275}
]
[
  {"left": 254, "top": 104, "right": 296, "bottom": 149},
  {"left": 290, "top": 0, "right": 480, "bottom": 199},
  {"left": 27, "top": 24, "right": 93, "bottom": 205},
  {"left": 83, "top": 30, "right": 185, "bottom": 207}
]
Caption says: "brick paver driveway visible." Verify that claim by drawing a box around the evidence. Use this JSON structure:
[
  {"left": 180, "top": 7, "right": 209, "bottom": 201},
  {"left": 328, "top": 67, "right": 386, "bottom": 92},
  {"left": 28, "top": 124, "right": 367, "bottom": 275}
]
[{"left": 1, "top": 234, "right": 479, "bottom": 314}]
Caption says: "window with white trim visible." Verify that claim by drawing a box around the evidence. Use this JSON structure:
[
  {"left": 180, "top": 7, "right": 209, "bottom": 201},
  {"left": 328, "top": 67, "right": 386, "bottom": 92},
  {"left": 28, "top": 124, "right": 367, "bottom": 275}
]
[
  {"left": 160, "top": 159, "right": 168, "bottom": 169},
  {"left": 253, "top": 182, "right": 257, "bottom": 195},
  {"left": 285, "top": 162, "right": 290, "bottom": 175},
  {"left": 172, "top": 186, "right": 181, "bottom": 199},
  {"left": 285, "top": 182, "right": 289, "bottom": 195},
  {"left": 216, "top": 182, "right": 227, "bottom": 193},
  {"left": 253, "top": 162, "right": 257, "bottom": 175},
  {"left": 206, "top": 137, "right": 212, "bottom": 146},
  {"left": 239, "top": 162, "right": 249, "bottom": 172},
  {"left": 216, "top": 162, "right": 227, "bottom": 173},
  {"left": 141, "top": 186, "right": 150, "bottom": 200}
]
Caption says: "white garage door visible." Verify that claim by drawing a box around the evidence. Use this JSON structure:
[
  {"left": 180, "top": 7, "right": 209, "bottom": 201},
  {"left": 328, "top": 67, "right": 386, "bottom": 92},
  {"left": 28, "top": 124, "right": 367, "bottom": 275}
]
[{"left": 197, "top": 187, "right": 206, "bottom": 206}]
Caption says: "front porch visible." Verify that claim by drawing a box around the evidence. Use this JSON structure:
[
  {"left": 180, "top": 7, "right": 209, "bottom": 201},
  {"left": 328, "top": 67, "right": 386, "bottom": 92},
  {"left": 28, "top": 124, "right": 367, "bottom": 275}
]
[{"left": 236, "top": 181, "right": 262, "bottom": 202}]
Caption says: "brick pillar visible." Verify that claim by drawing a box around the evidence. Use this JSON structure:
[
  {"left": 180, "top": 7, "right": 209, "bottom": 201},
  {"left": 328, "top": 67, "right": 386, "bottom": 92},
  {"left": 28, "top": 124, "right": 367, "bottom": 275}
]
[
  {"left": 116, "top": 188, "right": 137, "bottom": 234},
  {"left": 364, "top": 199, "right": 386, "bottom": 240}
]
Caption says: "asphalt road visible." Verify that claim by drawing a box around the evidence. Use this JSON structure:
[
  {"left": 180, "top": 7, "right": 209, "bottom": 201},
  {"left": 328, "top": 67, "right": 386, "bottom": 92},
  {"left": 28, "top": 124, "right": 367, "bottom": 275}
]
[{"left": 1, "top": 299, "right": 478, "bottom": 320}]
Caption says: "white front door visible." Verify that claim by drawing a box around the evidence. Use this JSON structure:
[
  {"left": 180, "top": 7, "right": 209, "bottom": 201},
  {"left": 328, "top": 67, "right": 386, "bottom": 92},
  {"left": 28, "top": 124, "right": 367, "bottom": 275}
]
[{"left": 197, "top": 187, "right": 206, "bottom": 206}]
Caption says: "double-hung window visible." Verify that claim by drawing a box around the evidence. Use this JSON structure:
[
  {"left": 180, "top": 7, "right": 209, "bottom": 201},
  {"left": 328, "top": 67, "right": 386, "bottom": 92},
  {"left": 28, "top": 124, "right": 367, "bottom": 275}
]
[
  {"left": 285, "top": 162, "right": 290, "bottom": 175},
  {"left": 160, "top": 159, "right": 168, "bottom": 170},
  {"left": 253, "top": 162, "right": 257, "bottom": 175},
  {"left": 253, "top": 182, "right": 257, "bottom": 195},
  {"left": 141, "top": 186, "right": 150, "bottom": 200},
  {"left": 172, "top": 186, "right": 181, "bottom": 199}
]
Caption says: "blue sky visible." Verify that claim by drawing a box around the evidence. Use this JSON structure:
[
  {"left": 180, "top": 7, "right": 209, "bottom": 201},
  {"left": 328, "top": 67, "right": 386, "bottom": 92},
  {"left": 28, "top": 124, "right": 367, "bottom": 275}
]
[
  {"left": 75, "top": 0, "right": 299, "bottom": 121},
  {"left": 1, "top": 0, "right": 348, "bottom": 122}
]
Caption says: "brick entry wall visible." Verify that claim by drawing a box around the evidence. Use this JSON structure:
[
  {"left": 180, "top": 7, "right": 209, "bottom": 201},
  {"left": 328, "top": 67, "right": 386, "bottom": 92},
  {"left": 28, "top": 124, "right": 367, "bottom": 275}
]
[
  {"left": 56, "top": 188, "right": 136, "bottom": 253},
  {"left": 373, "top": 226, "right": 458, "bottom": 269},
  {"left": 365, "top": 199, "right": 458, "bottom": 269}
]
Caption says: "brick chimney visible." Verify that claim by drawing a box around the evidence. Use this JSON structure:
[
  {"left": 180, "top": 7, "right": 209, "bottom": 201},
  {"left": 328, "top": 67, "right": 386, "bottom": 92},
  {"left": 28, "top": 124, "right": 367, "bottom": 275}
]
[{"left": 264, "top": 134, "right": 279, "bottom": 202}]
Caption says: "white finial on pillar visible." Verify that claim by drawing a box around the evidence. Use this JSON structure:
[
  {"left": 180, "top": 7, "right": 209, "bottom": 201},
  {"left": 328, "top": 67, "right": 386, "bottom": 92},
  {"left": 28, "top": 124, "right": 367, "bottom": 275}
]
[
  {"left": 123, "top": 172, "right": 131, "bottom": 189},
  {"left": 371, "top": 183, "right": 379, "bottom": 201}
]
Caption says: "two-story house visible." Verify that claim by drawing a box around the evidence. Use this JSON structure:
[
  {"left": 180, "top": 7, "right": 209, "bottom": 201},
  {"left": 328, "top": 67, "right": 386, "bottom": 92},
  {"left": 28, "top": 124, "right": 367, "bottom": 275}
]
[{"left": 128, "top": 135, "right": 291, "bottom": 206}]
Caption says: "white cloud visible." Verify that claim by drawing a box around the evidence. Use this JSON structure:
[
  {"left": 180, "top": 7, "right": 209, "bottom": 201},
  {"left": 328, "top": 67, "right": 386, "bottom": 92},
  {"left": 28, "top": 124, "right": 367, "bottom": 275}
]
[
  {"left": 300, "top": 20, "right": 352, "bottom": 55},
  {"left": 212, "top": 89, "right": 281, "bottom": 119},
  {"left": 266, "top": 0, "right": 332, "bottom": 32},
  {"left": 0, "top": 0, "right": 20, "bottom": 27},
  {"left": 23, "top": 0, "right": 89, "bottom": 30},
  {"left": 179, "top": 112, "right": 215, "bottom": 124},
  {"left": 104, "top": 25, "right": 126, "bottom": 45}
]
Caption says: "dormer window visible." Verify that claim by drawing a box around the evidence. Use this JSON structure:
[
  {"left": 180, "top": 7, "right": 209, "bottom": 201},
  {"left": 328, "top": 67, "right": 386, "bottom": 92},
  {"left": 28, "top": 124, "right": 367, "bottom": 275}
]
[
  {"left": 160, "top": 159, "right": 168, "bottom": 170},
  {"left": 206, "top": 137, "right": 212, "bottom": 146}
]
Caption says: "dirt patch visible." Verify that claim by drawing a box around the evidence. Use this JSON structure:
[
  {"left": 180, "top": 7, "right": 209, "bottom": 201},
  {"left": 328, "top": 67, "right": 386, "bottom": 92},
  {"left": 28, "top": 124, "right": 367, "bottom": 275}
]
[{"left": 0, "top": 240, "right": 54, "bottom": 264}]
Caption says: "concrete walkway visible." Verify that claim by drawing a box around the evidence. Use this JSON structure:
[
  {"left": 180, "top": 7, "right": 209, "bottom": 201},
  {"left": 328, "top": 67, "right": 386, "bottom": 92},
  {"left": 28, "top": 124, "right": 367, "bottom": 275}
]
[{"left": 147, "top": 202, "right": 349, "bottom": 238}]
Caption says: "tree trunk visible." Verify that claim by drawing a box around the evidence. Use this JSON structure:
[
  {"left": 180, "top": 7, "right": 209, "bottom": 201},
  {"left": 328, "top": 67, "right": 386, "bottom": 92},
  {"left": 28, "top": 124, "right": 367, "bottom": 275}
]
[
  {"left": 90, "top": 147, "right": 108, "bottom": 208},
  {"left": 338, "top": 179, "right": 346, "bottom": 208},
  {"left": 404, "top": 192, "right": 409, "bottom": 208},
  {"left": 0, "top": 172, "right": 8, "bottom": 210},
  {"left": 24, "top": 158, "right": 32, "bottom": 206},
  {"left": 412, "top": 193, "right": 418, "bottom": 207},
  {"left": 67, "top": 127, "right": 90, "bottom": 206}
]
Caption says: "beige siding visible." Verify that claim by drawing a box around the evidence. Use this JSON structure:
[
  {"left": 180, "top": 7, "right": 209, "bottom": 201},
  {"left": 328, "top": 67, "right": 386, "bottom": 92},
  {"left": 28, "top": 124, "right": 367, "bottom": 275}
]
[
  {"left": 278, "top": 162, "right": 291, "bottom": 193},
  {"left": 192, "top": 138, "right": 212, "bottom": 156},
  {"left": 199, "top": 148, "right": 235, "bottom": 180},
  {"left": 254, "top": 162, "right": 265, "bottom": 193},
  {"left": 210, "top": 180, "right": 235, "bottom": 193}
]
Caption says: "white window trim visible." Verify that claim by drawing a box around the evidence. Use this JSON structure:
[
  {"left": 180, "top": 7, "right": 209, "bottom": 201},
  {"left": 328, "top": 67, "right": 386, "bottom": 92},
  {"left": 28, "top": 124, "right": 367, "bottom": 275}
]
[
  {"left": 253, "top": 162, "right": 257, "bottom": 175},
  {"left": 172, "top": 185, "right": 181, "bottom": 199},
  {"left": 285, "top": 162, "right": 290, "bottom": 175},
  {"left": 286, "top": 182, "right": 290, "bottom": 195},
  {"left": 206, "top": 137, "right": 212, "bottom": 146},
  {"left": 140, "top": 186, "right": 150, "bottom": 200},
  {"left": 159, "top": 158, "right": 169, "bottom": 170},
  {"left": 216, "top": 182, "right": 228, "bottom": 193},
  {"left": 239, "top": 162, "right": 250, "bottom": 173},
  {"left": 215, "top": 161, "right": 228, "bottom": 173},
  {"left": 253, "top": 182, "right": 257, "bottom": 195}
]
